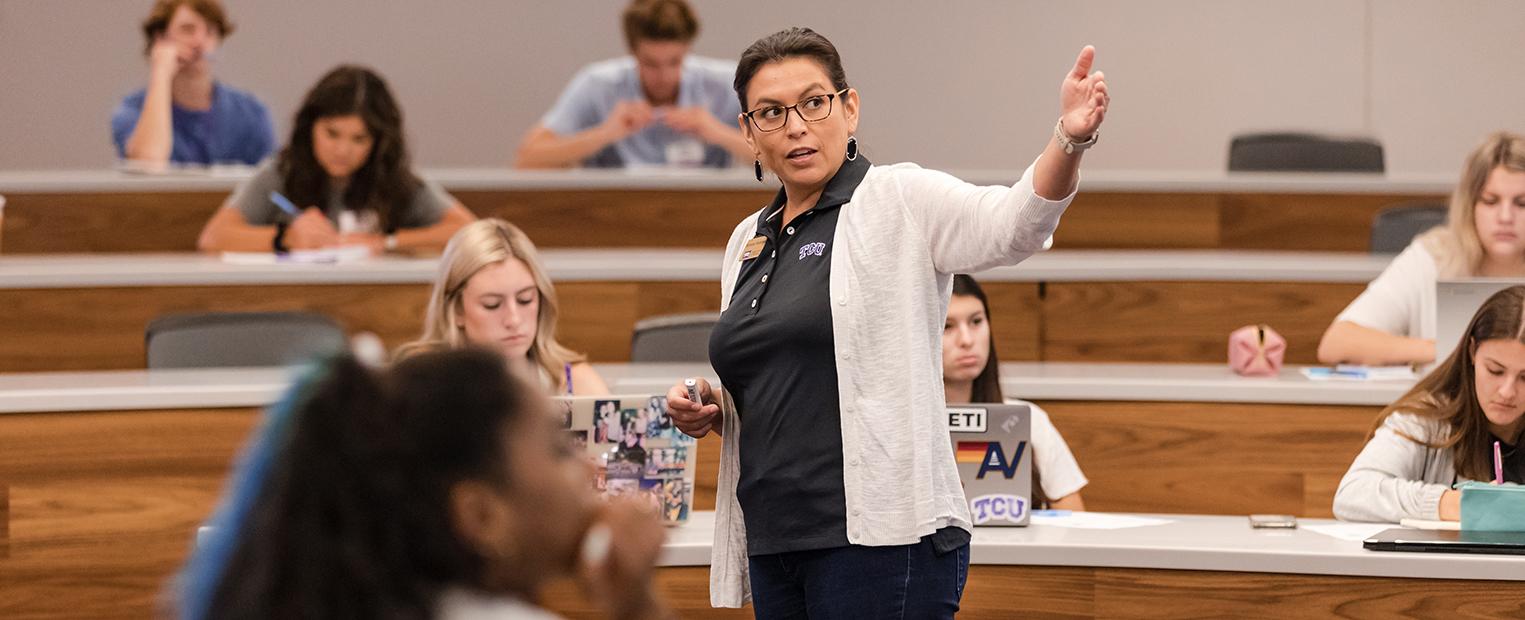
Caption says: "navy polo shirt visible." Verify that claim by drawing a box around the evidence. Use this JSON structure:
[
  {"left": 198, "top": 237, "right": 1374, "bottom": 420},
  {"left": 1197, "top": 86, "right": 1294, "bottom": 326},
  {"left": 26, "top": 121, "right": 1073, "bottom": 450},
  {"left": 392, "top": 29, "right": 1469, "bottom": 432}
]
[{"left": 710, "top": 156, "right": 971, "bottom": 557}]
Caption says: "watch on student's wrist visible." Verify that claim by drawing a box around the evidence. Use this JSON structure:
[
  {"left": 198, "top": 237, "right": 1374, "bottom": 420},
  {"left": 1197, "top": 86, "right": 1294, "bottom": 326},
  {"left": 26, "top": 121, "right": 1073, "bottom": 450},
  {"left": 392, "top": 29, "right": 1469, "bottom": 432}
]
[
  {"left": 272, "top": 221, "right": 289, "bottom": 254},
  {"left": 1054, "top": 118, "right": 1098, "bottom": 155}
]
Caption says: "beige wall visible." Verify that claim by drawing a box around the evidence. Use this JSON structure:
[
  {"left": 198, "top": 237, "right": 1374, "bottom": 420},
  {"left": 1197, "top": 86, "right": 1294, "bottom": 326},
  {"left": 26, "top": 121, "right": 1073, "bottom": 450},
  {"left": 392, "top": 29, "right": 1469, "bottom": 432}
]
[{"left": 0, "top": 0, "right": 1520, "bottom": 174}]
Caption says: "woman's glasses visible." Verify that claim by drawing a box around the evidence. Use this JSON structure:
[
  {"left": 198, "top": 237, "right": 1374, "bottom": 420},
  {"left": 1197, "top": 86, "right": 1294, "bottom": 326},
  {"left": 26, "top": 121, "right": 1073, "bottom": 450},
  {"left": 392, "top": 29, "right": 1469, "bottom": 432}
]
[{"left": 744, "top": 89, "right": 849, "bottom": 133}]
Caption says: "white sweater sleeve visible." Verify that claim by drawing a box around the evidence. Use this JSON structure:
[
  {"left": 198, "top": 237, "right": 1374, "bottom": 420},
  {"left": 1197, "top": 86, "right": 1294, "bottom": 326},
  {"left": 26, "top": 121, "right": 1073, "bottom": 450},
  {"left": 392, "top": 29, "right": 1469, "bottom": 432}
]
[
  {"left": 1332, "top": 412, "right": 1451, "bottom": 522},
  {"left": 889, "top": 159, "right": 1075, "bottom": 274},
  {"left": 1334, "top": 241, "right": 1437, "bottom": 338},
  {"left": 1024, "top": 402, "right": 1089, "bottom": 500}
]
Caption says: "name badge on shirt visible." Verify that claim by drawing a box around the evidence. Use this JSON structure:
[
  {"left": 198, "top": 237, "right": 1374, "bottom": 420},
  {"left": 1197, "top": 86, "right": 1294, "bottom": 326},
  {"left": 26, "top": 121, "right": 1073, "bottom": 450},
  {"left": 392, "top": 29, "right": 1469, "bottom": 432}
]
[{"left": 740, "top": 236, "right": 767, "bottom": 261}]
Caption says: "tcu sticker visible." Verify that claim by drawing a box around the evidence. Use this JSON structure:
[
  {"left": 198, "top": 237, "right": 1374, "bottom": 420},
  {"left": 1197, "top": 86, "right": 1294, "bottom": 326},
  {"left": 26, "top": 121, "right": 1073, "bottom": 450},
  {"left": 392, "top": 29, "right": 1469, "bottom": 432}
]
[
  {"left": 970, "top": 494, "right": 1029, "bottom": 525},
  {"left": 799, "top": 242, "right": 826, "bottom": 260}
]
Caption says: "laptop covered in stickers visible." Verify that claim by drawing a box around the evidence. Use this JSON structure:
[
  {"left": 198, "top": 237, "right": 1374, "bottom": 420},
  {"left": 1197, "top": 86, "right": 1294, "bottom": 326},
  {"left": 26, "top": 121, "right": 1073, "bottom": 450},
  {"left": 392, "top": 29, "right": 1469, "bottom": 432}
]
[
  {"left": 553, "top": 394, "right": 698, "bottom": 525},
  {"left": 948, "top": 403, "right": 1033, "bottom": 527}
]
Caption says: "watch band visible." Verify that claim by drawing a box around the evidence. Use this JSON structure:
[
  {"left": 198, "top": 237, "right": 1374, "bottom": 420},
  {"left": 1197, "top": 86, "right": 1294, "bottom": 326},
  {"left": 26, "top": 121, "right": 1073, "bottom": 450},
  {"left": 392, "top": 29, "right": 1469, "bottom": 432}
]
[
  {"left": 272, "top": 221, "right": 289, "bottom": 254},
  {"left": 1054, "top": 118, "right": 1098, "bottom": 155}
]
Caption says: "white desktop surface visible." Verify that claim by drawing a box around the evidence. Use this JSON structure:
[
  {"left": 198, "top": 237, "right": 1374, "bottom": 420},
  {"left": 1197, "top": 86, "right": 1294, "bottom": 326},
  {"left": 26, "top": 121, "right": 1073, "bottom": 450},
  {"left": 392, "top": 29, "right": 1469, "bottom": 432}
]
[
  {"left": 664, "top": 512, "right": 1521, "bottom": 580},
  {"left": 0, "top": 362, "right": 1410, "bottom": 414},
  {"left": 0, "top": 168, "right": 1454, "bottom": 195},
  {"left": 0, "top": 250, "right": 1391, "bottom": 289},
  {"left": 1001, "top": 361, "right": 1410, "bottom": 406},
  {"left": 0, "top": 366, "right": 294, "bottom": 413}
]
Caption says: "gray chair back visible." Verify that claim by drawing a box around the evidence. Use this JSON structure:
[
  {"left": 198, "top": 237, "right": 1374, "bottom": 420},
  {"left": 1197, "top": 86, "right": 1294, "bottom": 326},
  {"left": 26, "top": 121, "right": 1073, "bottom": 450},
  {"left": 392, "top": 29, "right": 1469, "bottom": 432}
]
[
  {"left": 630, "top": 312, "right": 720, "bottom": 364},
  {"left": 1228, "top": 133, "right": 1385, "bottom": 172},
  {"left": 146, "top": 311, "right": 347, "bottom": 369},
  {"left": 1371, "top": 202, "right": 1447, "bottom": 254}
]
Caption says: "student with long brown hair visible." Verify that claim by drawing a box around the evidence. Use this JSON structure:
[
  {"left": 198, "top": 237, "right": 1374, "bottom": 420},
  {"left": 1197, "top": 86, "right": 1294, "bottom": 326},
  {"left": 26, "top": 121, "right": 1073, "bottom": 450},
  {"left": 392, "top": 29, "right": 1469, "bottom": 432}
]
[
  {"left": 1334, "top": 285, "right": 1525, "bottom": 522},
  {"left": 943, "top": 274, "right": 1087, "bottom": 511},
  {"left": 197, "top": 65, "right": 474, "bottom": 253}
]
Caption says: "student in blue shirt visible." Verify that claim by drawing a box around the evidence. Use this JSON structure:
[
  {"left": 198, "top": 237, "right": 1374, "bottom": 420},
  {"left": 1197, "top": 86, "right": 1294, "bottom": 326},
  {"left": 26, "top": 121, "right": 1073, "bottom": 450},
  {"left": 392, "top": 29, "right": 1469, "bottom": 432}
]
[
  {"left": 110, "top": 0, "right": 274, "bottom": 167},
  {"left": 513, "top": 0, "right": 749, "bottom": 169}
]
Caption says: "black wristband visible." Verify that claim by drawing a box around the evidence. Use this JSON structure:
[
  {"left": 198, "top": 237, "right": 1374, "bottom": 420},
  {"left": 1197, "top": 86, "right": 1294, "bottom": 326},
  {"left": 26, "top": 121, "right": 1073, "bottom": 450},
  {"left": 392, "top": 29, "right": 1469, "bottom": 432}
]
[{"left": 273, "top": 221, "right": 289, "bottom": 254}]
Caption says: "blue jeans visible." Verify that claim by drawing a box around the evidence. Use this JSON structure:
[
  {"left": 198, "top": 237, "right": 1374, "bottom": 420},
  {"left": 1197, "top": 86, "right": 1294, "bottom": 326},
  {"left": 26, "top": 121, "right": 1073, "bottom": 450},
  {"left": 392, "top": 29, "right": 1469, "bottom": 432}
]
[{"left": 747, "top": 536, "right": 970, "bottom": 619}]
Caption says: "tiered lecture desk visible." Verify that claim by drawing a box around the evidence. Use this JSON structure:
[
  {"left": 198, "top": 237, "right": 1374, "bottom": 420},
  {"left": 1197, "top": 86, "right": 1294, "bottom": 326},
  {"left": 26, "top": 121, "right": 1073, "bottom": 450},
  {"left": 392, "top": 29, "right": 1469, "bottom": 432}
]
[
  {"left": 0, "top": 168, "right": 1451, "bottom": 253},
  {"left": 10, "top": 363, "right": 1521, "bottom": 618},
  {"left": 0, "top": 250, "right": 1394, "bottom": 372}
]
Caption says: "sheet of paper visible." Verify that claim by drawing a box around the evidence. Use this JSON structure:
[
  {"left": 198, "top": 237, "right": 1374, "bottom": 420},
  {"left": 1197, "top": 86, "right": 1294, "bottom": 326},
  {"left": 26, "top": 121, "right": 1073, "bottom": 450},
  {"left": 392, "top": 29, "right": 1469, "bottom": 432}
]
[
  {"left": 220, "top": 246, "right": 373, "bottom": 265},
  {"left": 1302, "top": 522, "right": 1394, "bottom": 542},
  {"left": 1028, "top": 512, "right": 1173, "bottom": 530},
  {"left": 1301, "top": 366, "right": 1417, "bottom": 382},
  {"left": 1399, "top": 518, "right": 1460, "bottom": 531}
]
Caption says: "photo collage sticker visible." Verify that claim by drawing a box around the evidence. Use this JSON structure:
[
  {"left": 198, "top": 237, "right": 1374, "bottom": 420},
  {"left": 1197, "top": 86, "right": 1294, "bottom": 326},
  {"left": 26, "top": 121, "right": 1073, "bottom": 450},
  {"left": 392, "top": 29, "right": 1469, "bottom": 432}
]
[{"left": 561, "top": 395, "right": 696, "bottom": 524}]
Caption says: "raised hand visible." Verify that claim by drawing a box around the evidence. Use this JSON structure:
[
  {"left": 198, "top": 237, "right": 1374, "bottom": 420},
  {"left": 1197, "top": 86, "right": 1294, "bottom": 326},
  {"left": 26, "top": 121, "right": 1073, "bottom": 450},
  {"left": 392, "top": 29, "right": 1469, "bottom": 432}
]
[{"left": 1059, "top": 45, "right": 1109, "bottom": 141}]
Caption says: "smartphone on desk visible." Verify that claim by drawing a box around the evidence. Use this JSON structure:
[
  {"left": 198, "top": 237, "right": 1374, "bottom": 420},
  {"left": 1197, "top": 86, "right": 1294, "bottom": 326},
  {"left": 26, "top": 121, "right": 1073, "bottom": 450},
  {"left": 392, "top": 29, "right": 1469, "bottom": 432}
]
[{"left": 1248, "top": 514, "right": 1298, "bottom": 529}]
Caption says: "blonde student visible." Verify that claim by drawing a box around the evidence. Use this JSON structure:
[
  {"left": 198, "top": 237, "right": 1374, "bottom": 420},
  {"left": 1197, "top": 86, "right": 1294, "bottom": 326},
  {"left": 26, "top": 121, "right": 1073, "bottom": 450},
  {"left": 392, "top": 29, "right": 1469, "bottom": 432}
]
[
  {"left": 1333, "top": 285, "right": 1525, "bottom": 523},
  {"left": 397, "top": 218, "right": 608, "bottom": 396},
  {"left": 1319, "top": 132, "right": 1525, "bottom": 366}
]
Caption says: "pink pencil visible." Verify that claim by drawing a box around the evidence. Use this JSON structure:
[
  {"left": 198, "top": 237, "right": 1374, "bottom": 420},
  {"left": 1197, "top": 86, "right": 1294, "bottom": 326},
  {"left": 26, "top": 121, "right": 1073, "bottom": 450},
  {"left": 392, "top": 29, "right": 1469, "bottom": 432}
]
[{"left": 1495, "top": 440, "right": 1505, "bottom": 484}]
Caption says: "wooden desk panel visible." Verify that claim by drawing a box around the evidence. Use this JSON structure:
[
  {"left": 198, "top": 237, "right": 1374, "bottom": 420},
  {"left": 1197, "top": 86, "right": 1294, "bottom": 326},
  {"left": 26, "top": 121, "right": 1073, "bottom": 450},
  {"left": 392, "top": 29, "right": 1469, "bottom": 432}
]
[
  {"left": 539, "top": 565, "right": 1525, "bottom": 619},
  {"left": 0, "top": 284, "right": 431, "bottom": 372},
  {"left": 0, "top": 281, "right": 726, "bottom": 373},
  {"left": 1040, "top": 401, "right": 1378, "bottom": 518},
  {"left": 1041, "top": 281, "right": 1364, "bottom": 364},
  {"left": 459, "top": 189, "right": 774, "bottom": 250},
  {"left": 0, "top": 278, "right": 1350, "bottom": 372},
  {"left": 0, "top": 408, "right": 258, "bottom": 618},
  {"left": 1, "top": 192, "right": 223, "bottom": 254},
  {"left": 1, "top": 188, "right": 1443, "bottom": 254}
]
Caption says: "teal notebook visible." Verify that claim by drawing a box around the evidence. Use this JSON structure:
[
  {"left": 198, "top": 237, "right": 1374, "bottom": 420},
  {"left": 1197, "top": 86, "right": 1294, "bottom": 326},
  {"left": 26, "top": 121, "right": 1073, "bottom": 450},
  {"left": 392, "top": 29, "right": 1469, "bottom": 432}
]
[{"left": 1459, "top": 481, "right": 1525, "bottom": 532}]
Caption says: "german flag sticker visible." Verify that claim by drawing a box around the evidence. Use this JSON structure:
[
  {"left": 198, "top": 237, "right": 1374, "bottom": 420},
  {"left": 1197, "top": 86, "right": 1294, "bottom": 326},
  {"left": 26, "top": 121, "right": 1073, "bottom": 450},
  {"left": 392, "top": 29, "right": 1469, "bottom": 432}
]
[{"left": 956, "top": 441, "right": 991, "bottom": 463}]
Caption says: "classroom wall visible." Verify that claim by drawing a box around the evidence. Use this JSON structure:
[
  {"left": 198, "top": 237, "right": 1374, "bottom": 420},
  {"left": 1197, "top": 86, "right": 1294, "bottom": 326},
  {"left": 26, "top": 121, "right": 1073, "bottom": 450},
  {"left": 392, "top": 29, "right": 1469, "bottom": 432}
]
[{"left": 0, "top": 0, "right": 1520, "bottom": 175}]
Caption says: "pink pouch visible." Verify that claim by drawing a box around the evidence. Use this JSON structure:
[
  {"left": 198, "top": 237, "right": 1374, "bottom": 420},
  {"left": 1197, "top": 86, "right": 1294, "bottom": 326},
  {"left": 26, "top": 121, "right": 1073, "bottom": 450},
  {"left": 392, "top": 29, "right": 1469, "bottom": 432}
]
[{"left": 1228, "top": 324, "right": 1286, "bottom": 377}]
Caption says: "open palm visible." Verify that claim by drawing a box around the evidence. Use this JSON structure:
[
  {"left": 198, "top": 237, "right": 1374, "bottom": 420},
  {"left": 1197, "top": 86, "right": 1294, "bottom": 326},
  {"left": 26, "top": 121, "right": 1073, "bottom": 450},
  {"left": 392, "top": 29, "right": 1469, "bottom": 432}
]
[{"left": 1059, "top": 45, "right": 1109, "bottom": 140}]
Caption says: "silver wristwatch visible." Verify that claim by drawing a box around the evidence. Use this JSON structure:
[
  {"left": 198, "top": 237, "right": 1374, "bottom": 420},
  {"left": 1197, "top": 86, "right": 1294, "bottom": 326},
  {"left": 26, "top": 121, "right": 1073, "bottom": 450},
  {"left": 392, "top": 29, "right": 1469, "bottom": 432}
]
[{"left": 1054, "top": 119, "right": 1098, "bottom": 154}]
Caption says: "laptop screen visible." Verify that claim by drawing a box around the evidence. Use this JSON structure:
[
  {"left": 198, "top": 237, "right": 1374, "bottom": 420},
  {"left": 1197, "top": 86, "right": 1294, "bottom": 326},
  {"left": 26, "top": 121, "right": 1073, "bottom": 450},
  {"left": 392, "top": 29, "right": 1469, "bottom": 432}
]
[
  {"left": 1435, "top": 279, "right": 1525, "bottom": 365},
  {"left": 949, "top": 403, "right": 1033, "bottom": 526},
  {"left": 554, "top": 394, "right": 697, "bottom": 525}
]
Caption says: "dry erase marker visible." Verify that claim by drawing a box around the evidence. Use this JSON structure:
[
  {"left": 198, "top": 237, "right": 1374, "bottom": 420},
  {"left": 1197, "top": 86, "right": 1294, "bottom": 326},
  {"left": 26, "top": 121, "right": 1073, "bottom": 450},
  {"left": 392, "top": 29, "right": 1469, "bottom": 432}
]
[
  {"left": 269, "top": 191, "right": 301, "bottom": 217},
  {"left": 564, "top": 362, "right": 574, "bottom": 395},
  {"left": 1496, "top": 440, "right": 1505, "bottom": 484},
  {"left": 684, "top": 378, "right": 703, "bottom": 407}
]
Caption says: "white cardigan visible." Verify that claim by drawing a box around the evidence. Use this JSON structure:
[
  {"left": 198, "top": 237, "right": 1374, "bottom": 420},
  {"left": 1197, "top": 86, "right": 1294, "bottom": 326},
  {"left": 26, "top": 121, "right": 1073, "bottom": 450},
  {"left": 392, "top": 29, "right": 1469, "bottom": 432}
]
[{"left": 708, "top": 160, "right": 1074, "bottom": 607}]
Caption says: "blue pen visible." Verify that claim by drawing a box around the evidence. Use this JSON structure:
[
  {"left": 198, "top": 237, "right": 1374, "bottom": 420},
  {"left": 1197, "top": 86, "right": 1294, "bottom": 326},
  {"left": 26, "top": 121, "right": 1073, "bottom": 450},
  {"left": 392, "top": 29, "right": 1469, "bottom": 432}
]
[{"left": 268, "top": 191, "right": 301, "bottom": 217}]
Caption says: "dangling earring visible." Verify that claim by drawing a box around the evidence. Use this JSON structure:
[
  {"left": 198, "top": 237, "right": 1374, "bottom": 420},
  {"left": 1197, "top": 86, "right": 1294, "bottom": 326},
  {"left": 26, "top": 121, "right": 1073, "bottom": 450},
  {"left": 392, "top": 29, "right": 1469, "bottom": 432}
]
[
  {"left": 845, "top": 136, "right": 859, "bottom": 161},
  {"left": 754, "top": 159, "right": 764, "bottom": 182}
]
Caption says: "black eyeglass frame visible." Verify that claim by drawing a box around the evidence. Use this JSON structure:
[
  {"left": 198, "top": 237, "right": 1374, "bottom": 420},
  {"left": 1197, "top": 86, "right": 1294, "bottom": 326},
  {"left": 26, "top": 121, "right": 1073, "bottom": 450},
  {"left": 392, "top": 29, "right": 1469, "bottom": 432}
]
[{"left": 743, "top": 88, "right": 850, "bottom": 133}]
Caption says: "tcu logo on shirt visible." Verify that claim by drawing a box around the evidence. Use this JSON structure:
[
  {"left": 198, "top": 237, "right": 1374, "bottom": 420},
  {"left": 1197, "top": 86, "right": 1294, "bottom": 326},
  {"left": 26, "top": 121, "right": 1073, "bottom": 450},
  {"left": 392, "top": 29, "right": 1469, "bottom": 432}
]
[{"left": 798, "top": 242, "right": 826, "bottom": 260}]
